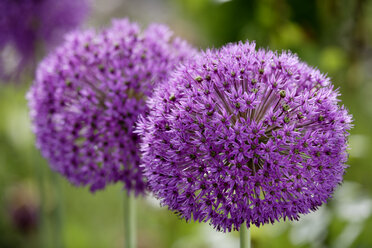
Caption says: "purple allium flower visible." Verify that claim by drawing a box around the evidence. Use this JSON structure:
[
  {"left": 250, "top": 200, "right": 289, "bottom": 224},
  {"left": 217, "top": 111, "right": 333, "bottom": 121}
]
[
  {"left": 136, "top": 41, "right": 352, "bottom": 231},
  {"left": 0, "top": 0, "right": 89, "bottom": 81},
  {"left": 27, "top": 19, "right": 196, "bottom": 193}
]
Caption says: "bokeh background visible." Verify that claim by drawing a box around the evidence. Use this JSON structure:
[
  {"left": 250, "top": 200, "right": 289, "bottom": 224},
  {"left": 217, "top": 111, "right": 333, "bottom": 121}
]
[{"left": 1, "top": 0, "right": 372, "bottom": 247}]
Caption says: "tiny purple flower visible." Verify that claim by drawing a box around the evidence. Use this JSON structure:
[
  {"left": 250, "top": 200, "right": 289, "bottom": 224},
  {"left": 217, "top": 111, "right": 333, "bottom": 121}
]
[
  {"left": 0, "top": 0, "right": 89, "bottom": 81},
  {"left": 27, "top": 19, "right": 196, "bottom": 194},
  {"left": 136, "top": 41, "right": 352, "bottom": 231}
]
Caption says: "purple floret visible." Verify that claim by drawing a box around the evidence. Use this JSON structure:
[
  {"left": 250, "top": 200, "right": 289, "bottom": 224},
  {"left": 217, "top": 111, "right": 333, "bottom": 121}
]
[
  {"left": 0, "top": 0, "right": 89, "bottom": 81},
  {"left": 137, "top": 41, "right": 352, "bottom": 231},
  {"left": 27, "top": 19, "right": 196, "bottom": 194}
]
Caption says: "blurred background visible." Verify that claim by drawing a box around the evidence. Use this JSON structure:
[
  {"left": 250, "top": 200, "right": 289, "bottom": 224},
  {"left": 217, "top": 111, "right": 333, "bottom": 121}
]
[{"left": 1, "top": 0, "right": 372, "bottom": 247}]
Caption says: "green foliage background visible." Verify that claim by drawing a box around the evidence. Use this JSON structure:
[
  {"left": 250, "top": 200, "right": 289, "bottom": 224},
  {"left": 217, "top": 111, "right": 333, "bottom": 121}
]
[{"left": 1, "top": 0, "right": 372, "bottom": 247}]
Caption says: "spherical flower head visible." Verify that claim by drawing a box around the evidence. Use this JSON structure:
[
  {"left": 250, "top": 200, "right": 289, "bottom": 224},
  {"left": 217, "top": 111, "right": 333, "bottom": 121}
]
[
  {"left": 137, "top": 41, "right": 352, "bottom": 231},
  {"left": 27, "top": 18, "right": 196, "bottom": 194},
  {"left": 0, "top": 0, "right": 89, "bottom": 81}
]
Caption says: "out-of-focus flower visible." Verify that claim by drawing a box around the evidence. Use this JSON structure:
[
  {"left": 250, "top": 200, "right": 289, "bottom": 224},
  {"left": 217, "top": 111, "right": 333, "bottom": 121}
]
[
  {"left": 137, "top": 41, "right": 352, "bottom": 231},
  {"left": 27, "top": 18, "right": 196, "bottom": 194},
  {"left": 0, "top": 0, "right": 89, "bottom": 81},
  {"left": 5, "top": 183, "right": 39, "bottom": 234}
]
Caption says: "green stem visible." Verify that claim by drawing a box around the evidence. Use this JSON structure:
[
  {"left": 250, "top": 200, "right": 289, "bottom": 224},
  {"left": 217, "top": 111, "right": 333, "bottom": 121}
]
[
  {"left": 123, "top": 192, "right": 136, "bottom": 248},
  {"left": 240, "top": 223, "right": 251, "bottom": 248},
  {"left": 35, "top": 155, "right": 47, "bottom": 248},
  {"left": 51, "top": 172, "right": 64, "bottom": 248}
]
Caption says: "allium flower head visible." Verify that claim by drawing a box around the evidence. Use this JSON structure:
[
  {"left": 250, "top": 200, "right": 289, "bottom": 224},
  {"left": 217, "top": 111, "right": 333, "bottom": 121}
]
[
  {"left": 137, "top": 41, "right": 352, "bottom": 231},
  {"left": 0, "top": 0, "right": 89, "bottom": 81},
  {"left": 27, "top": 19, "right": 196, "bottom": 193}
]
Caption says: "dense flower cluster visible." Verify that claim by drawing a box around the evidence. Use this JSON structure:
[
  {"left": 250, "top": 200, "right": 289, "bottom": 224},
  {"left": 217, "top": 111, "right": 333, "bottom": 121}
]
[
  {"left": 27, "top": 19, "right": 196, "bottom": 193},
  {"left": 137, "top": 41, "right": 352, "bottom": 231},
  {"left": 0, "top": 0, "right": 89, "bottom": 80}
]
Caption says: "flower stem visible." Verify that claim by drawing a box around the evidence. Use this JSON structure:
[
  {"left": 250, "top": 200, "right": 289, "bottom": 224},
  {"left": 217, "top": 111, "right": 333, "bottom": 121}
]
[
  {"left": 35, "top": 155, "right": 47, "bottom": 248},
  {"left": 240, "top": 223, "right": 251, "bottom": 248},
  {"left": 51, "top": 172, "right": 64, "bottom": 248},
  {"left": 123, "top": 192, "right": 136, "bottom": 248}
]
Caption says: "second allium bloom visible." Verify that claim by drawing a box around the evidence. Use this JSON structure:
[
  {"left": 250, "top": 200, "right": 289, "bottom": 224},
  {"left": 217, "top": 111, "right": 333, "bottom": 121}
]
[
  {"left": 27, "top": 19, "right": 196, "bottom": 193},
  {"left": 137, "top": 41, "right": 352, "bottom": 231}
]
